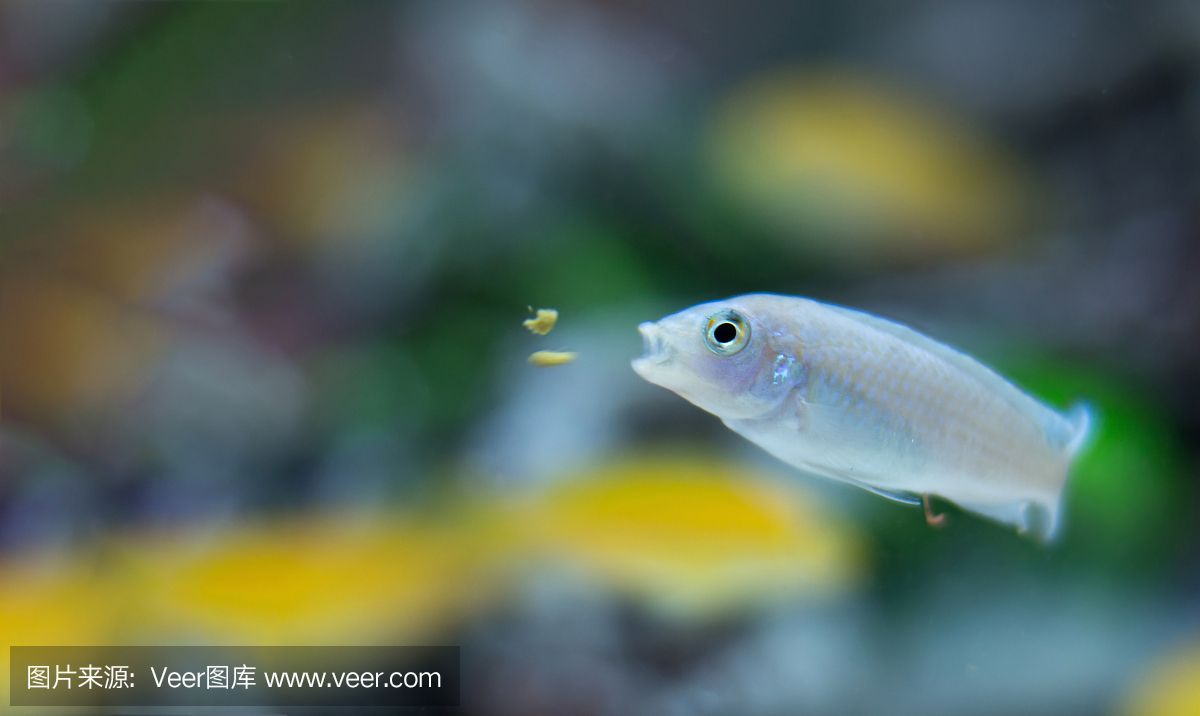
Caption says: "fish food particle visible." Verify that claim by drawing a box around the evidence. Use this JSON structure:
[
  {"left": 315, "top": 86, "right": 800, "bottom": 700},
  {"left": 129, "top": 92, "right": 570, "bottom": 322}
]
[
  {"left": 528, "top": 350, "right": 577, "bottom": 367},
  {"left": 523, "top": 308, "right": 559, "bottom": 335}
]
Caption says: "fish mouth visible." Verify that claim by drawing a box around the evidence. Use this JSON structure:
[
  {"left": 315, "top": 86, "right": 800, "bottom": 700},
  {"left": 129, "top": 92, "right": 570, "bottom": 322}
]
[{"left": 631, "top": 321, "right": 671, "bottom": 377}]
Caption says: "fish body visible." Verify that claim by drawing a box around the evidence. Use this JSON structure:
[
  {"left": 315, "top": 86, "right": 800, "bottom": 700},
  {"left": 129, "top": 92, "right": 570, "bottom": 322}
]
[{"left": 632, "top": 294, "right": 1091, "bottom": 541}]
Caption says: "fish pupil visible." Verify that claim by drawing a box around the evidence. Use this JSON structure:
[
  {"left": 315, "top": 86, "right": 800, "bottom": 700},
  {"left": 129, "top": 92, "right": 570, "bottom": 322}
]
[{"left": 713, "top": 322, "right": 738, "bottom": 344}]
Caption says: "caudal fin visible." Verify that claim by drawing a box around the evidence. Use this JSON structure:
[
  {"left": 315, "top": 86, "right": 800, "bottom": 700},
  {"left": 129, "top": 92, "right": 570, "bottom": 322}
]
[{"left": 1032, "top": 401, "right": 1095, "bottom": 542}]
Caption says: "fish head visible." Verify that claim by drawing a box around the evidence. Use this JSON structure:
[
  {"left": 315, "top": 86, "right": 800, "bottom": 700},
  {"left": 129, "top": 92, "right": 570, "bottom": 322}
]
[{"left": 633, "top": 297, "right": 796, "bottom": 420}]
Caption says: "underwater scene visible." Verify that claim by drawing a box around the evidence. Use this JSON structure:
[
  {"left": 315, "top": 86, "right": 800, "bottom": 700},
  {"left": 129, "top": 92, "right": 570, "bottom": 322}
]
[{"left": 0, "top": 1, "right": 1198, "bottom": 714}]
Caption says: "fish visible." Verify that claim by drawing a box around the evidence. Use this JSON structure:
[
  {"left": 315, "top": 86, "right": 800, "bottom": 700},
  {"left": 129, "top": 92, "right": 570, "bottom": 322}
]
[{"left": 631, "top": 294, "right": 1092, "bottom": 541}]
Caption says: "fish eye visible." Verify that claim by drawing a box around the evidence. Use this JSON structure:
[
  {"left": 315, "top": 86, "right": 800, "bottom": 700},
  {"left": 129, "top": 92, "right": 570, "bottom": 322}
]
[{"left": 704, "top": 310, "right": 750, "bottom": 355}]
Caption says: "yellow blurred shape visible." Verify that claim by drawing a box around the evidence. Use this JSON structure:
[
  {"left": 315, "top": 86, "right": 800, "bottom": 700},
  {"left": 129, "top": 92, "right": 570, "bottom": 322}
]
[
  {"left": 527, "top": 350, "right": 577, "bottom": 367},
  {"left": 524, "top": 455, "right": 863, "bottom": 616},
  {"left": 709, "top": 70, "right": 1028, "bottom": 260},
  {"left": 117, "top": 515, "right": 484, "bottom": 644},
  {"left": 1122, "top": 640, "right": 1200, "bottom": 716},
  {"left": 0, "top": 557, "right": 115, "bottom": 644},
  {"left": 0, "top": 512, "right": 504, "bottom": 658},
  {"left": 0, "top": 556, "right": 119, "bottom": 706},
  {"left": 523, "top": 308, "right": 559, "bottom": 336},
  {"left": 0, "top": 457, "right": 860, "bottom": 669}
]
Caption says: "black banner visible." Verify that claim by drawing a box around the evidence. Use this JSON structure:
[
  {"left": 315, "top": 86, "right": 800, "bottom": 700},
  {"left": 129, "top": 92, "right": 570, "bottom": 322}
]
[{"left": 10, "top": 645, "right": 459, "bottom": 708}]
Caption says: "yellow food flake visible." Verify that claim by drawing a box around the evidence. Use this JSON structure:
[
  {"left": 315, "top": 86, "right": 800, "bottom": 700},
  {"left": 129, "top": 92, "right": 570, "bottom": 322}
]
[
  {"left": 522, "top": 308, "right": 559, "bottom": 335},
  {"left": 527, "top": 350, "right": 577, "bottom": 367}
]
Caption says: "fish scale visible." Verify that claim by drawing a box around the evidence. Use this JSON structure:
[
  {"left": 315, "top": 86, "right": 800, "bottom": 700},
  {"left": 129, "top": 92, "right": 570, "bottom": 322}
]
[{"left": 818, "top": 323, "right": 1034, "bottom": 486}]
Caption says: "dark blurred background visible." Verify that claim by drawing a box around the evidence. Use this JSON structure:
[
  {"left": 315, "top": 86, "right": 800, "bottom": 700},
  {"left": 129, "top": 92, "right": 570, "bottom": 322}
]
[{"left": 1, "top": 1, "right": 1198, "bottom": 714}]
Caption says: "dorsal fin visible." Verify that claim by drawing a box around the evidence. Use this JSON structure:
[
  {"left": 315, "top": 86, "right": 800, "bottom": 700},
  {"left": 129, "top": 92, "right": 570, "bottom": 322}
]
[{"left": 1060, "top": 402, "right": 1094, "bottom": 459}]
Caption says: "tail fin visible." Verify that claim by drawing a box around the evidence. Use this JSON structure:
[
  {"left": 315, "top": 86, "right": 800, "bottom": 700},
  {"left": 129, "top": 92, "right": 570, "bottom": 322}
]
[{"left": 1032, "top": 401, "right": 1095, "bottom": 543}]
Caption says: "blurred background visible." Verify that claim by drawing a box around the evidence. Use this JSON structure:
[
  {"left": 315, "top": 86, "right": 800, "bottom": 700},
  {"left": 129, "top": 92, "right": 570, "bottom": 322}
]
[{"left": 0, "top": 0, "right": 1198, "bottom": 714}]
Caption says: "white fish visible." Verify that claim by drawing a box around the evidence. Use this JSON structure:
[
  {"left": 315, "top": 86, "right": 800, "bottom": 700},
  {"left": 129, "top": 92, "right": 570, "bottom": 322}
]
[{"left": 632, "top": 294, "right": 1092, "bottom": 541}]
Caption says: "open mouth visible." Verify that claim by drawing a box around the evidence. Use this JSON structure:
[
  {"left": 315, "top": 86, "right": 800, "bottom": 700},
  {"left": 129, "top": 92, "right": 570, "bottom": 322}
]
[
  {"left": 639, "top": 321, "right": 663, "bottom": 354},
  {"left": 632, "top": 321, "right": 671, "bottom": 375}
]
